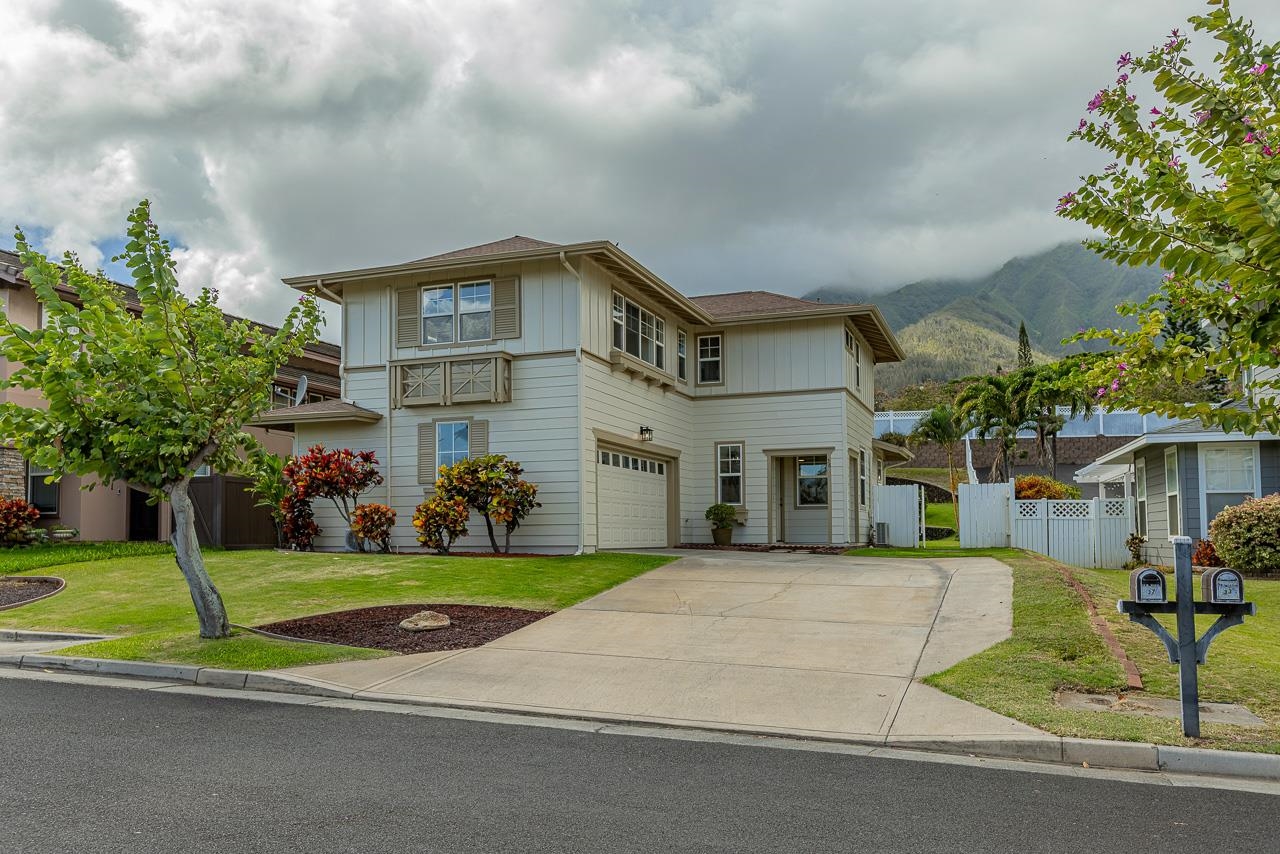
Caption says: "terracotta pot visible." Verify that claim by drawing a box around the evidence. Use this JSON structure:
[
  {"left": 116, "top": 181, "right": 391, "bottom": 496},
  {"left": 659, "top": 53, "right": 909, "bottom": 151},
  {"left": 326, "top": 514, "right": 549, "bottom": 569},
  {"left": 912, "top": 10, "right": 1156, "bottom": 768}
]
[{"left": 711, "top": 527, "right": 733, "bottom": 547}]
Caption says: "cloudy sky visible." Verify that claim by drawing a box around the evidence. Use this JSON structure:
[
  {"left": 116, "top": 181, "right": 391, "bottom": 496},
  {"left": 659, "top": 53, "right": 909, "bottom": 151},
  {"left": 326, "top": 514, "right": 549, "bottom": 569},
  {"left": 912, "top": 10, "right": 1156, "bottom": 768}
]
[{"left": 0, "top": 0, "right": 1245, "bottom": 333}]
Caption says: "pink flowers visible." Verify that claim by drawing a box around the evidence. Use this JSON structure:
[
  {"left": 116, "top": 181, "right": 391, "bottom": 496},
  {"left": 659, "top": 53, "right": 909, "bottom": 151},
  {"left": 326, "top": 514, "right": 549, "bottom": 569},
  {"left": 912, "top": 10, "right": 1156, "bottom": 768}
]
[
  {"left": 1078, "top": 118, "right": 1088, "bottom": 131},
  {"left": 1168, "top": 156, "right": 1181, "bottom": 169},
  {"left": 1163, "top": 272, "right": 1176, "bottom": 281},
  {"left": 1116, "top": 73, "right": 1129, "bottom": 85},
  {"left": 1150, "top": 107, "right": 1162, "bottom": 116},
  {"left": 1056, "top": 192, "right": 1077, "bottom": 212},
  {"left": 1087, "top": 90, "right": 1107, "bottom": 113},
  {"left": 1117, "top": 52, "right": 1132, "bottom": 68},
  {"left": 1111, "top": 378, "right": 1122, "bottom": 392},
  {"left": 1195, "top": 110, "right": 1211, "bottom": 124},
  {"left": 1265, "top": 145, "right": 1276, "bottom": 158},
  {"left": 1251, "top": 63, "right": 1269, "bottom": 76}
]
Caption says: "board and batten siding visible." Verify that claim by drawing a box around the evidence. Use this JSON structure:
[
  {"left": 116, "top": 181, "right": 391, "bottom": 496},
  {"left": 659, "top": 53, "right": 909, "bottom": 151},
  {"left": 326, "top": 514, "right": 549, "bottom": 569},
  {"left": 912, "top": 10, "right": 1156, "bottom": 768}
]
[
  {"left": 845, "top": 391, "right": 875, "bottom": 545},
  {"left": 340, "top": 257, "right": 581, "bottom": 369},
  {"left": 691, "top": 318, "right": 847, "bottom": 397},
  {"left": 298, "top": 353, "right": 581, "bottom": 553}
]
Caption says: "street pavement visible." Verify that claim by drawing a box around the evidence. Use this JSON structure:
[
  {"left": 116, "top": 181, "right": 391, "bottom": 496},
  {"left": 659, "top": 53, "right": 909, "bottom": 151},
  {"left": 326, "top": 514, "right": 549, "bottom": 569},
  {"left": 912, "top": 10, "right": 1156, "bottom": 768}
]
[
  {"left": 285, "top": 551, "right": 1038, "bottom": 744},
  {"left": 2, "top": 677, "right": 1278, "bottom": 854}
]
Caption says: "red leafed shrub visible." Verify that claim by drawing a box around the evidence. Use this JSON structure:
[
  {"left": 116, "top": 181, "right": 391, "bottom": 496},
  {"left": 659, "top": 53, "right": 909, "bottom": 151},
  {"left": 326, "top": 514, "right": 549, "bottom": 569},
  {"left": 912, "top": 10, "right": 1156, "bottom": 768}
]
[
  {"left": 281, "top": 446, "right": 383, "bottom": 549},
  {"left": 1209, "top": 494, "right": 1280, "bottom": 576},
  {"left": 352, "top": 503, "right": 396, "bottom": 553},
  {"left": 413, "top": 496, "right": 470, "bottom": 555},
  {"left": 0, "top": 497, "right": 42, "bottom": 546},
  {"left": 1015, "top": 475, "right": 1082, "bottom": 500},
  {"left": 281, "top": 493, "right": 318, "bottom": 551},
  {"left": 434, "top": 454, "right": 540, "bottom": 553},
  {"left": 1192, "top": 538, "right": 1224, "bottom": 568}
]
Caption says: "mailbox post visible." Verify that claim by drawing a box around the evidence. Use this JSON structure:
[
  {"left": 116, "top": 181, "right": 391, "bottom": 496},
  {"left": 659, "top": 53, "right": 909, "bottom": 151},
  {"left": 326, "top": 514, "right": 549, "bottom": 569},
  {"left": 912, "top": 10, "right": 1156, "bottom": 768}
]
[{"left": 1117, "top": 536, "right": 1256, "bottom": 738}]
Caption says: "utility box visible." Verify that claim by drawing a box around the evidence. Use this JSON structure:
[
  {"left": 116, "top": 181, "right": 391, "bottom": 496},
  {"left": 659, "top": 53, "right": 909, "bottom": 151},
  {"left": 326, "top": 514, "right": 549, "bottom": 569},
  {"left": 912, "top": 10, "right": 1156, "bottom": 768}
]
[
  {"left": 1202, "top": 567, "right": 1245, "bottom": 604},
  {"left": 1129, "top": 567, "right": 1168, "bottom": 604}
]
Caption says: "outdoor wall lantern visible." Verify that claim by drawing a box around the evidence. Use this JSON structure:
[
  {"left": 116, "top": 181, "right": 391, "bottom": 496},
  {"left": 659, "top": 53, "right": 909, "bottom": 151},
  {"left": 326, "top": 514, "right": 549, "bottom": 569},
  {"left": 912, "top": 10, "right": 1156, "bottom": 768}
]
[{"left": 638, "top": 425, "right": 655, "bottom": 442}]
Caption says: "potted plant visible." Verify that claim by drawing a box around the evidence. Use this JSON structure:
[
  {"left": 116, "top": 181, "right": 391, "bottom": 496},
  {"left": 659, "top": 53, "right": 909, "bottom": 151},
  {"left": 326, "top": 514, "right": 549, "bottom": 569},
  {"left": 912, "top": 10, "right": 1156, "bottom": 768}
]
[{"left": 705, "top": 503, "right": 738, "bottom": 547}]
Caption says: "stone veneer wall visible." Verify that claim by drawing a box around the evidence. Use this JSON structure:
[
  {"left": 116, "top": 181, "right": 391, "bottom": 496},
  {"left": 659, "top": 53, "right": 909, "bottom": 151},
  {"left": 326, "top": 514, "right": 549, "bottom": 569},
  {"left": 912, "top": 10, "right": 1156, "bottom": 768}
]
[{"left": 0, "top": 446, "right": 26, "bottom": 500}]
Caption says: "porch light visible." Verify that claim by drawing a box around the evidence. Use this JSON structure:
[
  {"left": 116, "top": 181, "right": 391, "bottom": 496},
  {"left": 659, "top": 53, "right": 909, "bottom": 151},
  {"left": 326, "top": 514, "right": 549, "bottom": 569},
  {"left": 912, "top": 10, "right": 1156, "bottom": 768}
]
[{"left": 639, "top": 425, "right": 655, "bottom": 442}]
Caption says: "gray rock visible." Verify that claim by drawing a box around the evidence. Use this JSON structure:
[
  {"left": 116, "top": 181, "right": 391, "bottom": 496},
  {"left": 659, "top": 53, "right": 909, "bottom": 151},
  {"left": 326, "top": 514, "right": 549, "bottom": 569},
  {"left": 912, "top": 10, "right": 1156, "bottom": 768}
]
[{"left": 398, "top": 610, "right": 451, "bottom": 632}]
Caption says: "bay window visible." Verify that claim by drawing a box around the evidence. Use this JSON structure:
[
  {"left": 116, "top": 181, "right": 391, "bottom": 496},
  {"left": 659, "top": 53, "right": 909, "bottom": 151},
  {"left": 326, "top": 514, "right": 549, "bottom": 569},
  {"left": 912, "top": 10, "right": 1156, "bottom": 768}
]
[{"left": 611, "top": 292, "right": 665, "bottom": 370}]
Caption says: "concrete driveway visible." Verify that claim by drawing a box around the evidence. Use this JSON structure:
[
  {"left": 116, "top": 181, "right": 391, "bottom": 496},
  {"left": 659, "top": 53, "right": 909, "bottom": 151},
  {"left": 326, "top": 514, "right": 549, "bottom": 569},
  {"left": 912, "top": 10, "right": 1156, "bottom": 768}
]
[{"left": 287, "top": 551, "right": 1046, "bottom": 744}]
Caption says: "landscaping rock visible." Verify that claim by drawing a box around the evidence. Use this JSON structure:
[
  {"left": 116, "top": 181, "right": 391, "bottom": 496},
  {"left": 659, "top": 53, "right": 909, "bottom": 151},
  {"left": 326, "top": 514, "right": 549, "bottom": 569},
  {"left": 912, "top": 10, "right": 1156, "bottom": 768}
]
[{"left": 398, "top": 610, "right": 452, "bottom": 632}]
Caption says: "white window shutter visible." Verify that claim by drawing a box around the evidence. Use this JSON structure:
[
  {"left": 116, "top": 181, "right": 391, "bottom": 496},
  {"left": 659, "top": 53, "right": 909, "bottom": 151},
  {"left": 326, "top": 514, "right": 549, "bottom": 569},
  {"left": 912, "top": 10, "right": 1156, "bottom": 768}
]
[
  {"left": 396, "top": 288, "right": 420, "bottom": 349},
  {"left": 470, "top": 419, "right": 489, "bottom": 457},
  {"left": 492, "top": 277, "right": 521, "bottom": 339},
  {"left": 417, "top": 422, "right": 436, "bottom": 487}
]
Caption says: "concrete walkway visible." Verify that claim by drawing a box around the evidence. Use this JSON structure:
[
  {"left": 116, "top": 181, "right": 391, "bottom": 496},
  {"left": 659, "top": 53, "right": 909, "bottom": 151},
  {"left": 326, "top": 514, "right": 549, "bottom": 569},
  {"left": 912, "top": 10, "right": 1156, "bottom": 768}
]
[{"left": 284, "top": 551, "right": 1051, "bottom": 746}]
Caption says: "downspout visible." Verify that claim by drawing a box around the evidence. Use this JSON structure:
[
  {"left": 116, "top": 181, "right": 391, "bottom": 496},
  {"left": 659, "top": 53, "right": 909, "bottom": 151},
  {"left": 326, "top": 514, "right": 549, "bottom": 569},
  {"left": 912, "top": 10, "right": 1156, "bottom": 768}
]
[
  {"left": 384, "top": 285, "right": 395, "bottom": 521},
  {"left": 561, "top": 251, "right": 586, "bottom": 556}
]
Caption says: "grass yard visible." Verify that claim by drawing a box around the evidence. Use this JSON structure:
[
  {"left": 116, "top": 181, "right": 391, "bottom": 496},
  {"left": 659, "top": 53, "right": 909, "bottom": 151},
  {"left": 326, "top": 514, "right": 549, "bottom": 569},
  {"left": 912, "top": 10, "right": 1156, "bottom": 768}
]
[
  {"left": 0, "top": 542, "right": 175, "bottom": 575},
  {"left": 844, "top": 501, "right": 966, "bottom": 554},
  {"left": 888, "top": 467, "right": 966, "bottom": 492},
  {"left": 925, "top": 550, "right": 1280, "bottom": 753},
  {"left": 1, "top": 549, "right": 672, "bottom": 671}
]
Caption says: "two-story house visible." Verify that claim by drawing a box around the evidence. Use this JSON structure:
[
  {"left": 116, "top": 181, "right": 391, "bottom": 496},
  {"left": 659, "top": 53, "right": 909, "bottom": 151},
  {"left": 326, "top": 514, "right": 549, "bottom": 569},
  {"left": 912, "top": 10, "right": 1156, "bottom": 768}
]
[
  {"left": 265, "top": 236, "right": 904, "bottom": 553},
  {"left": 0, "top": 247, "right": 341, "bottom": 547}
]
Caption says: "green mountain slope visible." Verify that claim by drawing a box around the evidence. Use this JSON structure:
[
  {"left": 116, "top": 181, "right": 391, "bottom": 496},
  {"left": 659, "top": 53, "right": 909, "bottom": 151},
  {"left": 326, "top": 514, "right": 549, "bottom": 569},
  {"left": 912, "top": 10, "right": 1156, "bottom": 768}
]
[
  {"left": 807, "top": 242, "right": 1161, "bottom": 354},
  {"left": 875, "top": 314, "right": 1051, "bottom": 397}
]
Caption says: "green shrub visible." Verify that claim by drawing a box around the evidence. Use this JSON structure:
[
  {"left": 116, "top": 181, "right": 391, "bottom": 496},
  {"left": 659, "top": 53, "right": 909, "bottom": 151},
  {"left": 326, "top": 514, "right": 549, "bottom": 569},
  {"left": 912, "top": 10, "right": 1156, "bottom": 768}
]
[
  {"left": 1209, "top": 494, "right": 1280, "bottom": 576},
  {"left": 1015, "top": 475, "right": 1082, "bottom": 501},
  {"left": 705, "top": 503, "right": 738, "bottom": 530}
]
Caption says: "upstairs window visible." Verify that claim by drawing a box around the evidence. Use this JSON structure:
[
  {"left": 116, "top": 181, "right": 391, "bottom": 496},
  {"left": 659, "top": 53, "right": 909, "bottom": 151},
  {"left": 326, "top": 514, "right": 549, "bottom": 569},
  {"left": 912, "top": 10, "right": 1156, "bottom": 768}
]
[
  {"left": 422, "top": 281, "right": 493, "bottom": 346},
  {"left": 677, "top": 330, "right": 688, "bottom": 382},
  {"left": 611, "top": 292, "right": 665, "bottom": 370},
  {"left": 846, "top": 327, "right": 862, "bottom": 391},
  {"left": 697, "top": 334, "right": 722, "bottom": 385}
]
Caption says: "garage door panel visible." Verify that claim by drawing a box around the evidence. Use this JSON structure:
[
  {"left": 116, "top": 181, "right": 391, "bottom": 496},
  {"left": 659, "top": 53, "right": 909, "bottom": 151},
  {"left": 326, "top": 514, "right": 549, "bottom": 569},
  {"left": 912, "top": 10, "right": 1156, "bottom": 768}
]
[{"left": 597, "top": 449, "right": 669, "bottom": 549}]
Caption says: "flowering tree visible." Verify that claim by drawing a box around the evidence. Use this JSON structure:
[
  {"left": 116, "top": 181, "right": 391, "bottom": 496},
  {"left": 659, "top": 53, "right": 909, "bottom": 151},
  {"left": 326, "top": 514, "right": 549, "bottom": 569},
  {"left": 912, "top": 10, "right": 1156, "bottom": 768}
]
[
  {"left": 282, "top": 446, "right": 383, "bottom": 547},
  {"left": 0, "top": 201, "right": 323, "bottom": 637},
  {"left": 1058, "top": 0, "right": 1280, "bottom": 434},
  {"left": 432, "top": 455, "right": 540, "bottom": 553}
]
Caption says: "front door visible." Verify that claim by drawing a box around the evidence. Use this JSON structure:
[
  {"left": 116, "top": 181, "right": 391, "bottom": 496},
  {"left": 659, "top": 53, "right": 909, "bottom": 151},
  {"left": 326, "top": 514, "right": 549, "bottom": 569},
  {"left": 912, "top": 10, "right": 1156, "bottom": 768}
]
[{"left": 127, "top": 488, "right": 159, "bottom": 542}]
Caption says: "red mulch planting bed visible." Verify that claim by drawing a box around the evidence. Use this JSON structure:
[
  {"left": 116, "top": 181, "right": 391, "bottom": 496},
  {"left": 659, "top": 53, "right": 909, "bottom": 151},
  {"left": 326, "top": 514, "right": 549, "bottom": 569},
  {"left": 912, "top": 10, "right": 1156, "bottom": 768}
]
[
  {"left": 0, "top": 578, "right": 62, "bottom": 609},
  {"left": 254, "top": 604, "right": 553, "bottom": 654},
  {"left": 676, "top": 543, "right": 847, "bottom": 555}
]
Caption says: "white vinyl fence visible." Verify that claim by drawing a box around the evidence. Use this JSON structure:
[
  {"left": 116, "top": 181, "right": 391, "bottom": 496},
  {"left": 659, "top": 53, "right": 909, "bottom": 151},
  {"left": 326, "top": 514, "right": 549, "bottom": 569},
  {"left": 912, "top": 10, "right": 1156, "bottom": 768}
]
[
  {"left": 875, "top": 484, "right": 924, "bottom": 548},
  {"left": 959, "top": 481, "right": 1134, "bottom": 568}
]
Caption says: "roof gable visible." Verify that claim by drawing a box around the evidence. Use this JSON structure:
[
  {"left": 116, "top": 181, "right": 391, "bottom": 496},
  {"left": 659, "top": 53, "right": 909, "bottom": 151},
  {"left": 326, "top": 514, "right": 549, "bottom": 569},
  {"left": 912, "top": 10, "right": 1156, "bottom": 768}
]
[
  {"left": 690, "top": 290, "right": 862, "bottom": 319},
  {"left": 413, "top": 236, "right": 560, "bottom": 263}
]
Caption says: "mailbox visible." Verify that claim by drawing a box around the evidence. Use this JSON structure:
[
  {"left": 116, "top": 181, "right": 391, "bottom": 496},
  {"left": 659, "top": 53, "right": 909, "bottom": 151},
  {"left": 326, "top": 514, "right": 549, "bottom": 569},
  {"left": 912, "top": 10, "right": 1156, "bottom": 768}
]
[
  {"left": 1129, "top": 567, "right": 1167, "bottom": 603},
  {"left": 1202, "top": 567, "right": 1245, "bottom": 604}
]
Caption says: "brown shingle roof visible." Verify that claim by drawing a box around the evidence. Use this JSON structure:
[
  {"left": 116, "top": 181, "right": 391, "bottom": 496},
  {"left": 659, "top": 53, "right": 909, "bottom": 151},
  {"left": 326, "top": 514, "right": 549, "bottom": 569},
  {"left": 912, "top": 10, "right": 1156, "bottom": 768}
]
[
  {"left": 414, "top": 235, "right": 560, "bottom": 263},
  {"left": 252, "top": 400, "right": 382, "bottom": 425},
  {"left": 690, "top": 290, "right": 864, "bottom": 319}
]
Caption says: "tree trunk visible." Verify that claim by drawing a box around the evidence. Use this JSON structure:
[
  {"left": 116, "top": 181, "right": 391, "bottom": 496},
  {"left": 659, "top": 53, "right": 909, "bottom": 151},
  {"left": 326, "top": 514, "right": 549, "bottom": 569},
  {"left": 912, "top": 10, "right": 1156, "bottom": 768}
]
[
  {"left": 945, "top": 445, "right": 959, "bottom": 529},
  {"left": 1047, "top": 434, "right": 1058, "bottom": 481},
  {"left": 482, "top": 513, "right": 501, "bottom": 553},
  {"left": 169, "top": 480, "right": 231, "bottom": 639}
]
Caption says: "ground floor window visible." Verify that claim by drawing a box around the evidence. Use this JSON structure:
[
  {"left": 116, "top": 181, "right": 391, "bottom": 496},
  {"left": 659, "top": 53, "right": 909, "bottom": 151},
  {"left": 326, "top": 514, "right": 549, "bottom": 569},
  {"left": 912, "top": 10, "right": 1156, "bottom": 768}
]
[
  {"left": 858, "top": 449, "right": 868, "bottom": 506},
  {"left": 1165, "top": 447, "right": 1180, "bottom": 537},
  {"left": 436, "top": 421, "right": 470, "bottom": 470},
  {"left": 796, "top": 455, "right": 829, "bottom": 506},
  {"left": 27, "top": 464, "right": 59, "bottom": 515},
  {"left": 717, "top": 443, "right": 743, "bottom": 505},
  {"left": 1135, "top": 457, "right": 1147, "bottom": 536},
  {"left": 1202, "top": 444, "right": 1258, "bottom": 521}
]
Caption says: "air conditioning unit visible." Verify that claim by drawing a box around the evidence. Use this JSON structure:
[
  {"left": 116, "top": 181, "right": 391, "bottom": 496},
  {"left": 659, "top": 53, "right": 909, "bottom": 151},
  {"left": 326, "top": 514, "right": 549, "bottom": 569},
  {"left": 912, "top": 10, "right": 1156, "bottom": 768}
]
[{"left": 875, "top": 522, "right": 891, "bottom": 545}]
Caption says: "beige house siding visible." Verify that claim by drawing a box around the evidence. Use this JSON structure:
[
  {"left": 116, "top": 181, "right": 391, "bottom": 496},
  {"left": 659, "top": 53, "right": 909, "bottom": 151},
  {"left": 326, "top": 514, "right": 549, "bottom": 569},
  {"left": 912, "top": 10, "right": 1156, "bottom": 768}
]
[
  {"left": 845, "top": 391, "right": 875, "bottom": 545},
  {"left": 692, "top": 318, "right": 846, "bottom": 398}
]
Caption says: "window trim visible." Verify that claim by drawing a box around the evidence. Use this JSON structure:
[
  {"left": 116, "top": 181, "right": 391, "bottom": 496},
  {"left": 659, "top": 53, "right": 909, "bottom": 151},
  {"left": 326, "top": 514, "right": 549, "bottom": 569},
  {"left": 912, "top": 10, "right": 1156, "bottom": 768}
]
[
  {"left": 418, "top": 279, "right": 496, "bottom": 348},
  {"left": 795, "top": 454, "right": 830, "bottom": 508},
  {"left": 858, "top": 449, "right": 868, "bottom": 507},
  {"left": 696, "top": 333, "right": 724, "bottom": 387},
  {"left": 1165, "top": 447, "right": 1180, "bottom": 538},
  {"left": 435, "top": 419, "right": 471, "bottom": 472},
  {"left": 1197, "top": 441, "right": 1263, "bottom": 537},
  {"left": 27, "top": 462, "right": 59, "bottom": 517},
  {"left": 715, "top": 441, "right": 745, "bottom": 506},
  {"left": 1135, "top": 456, "right": 1148, "bottom": 537},
  {"left": 610, "top": 291, "right": 666, "bottom": 371},
  {"left": 845, "top": 326, "right": 862, "bottom": 392}
]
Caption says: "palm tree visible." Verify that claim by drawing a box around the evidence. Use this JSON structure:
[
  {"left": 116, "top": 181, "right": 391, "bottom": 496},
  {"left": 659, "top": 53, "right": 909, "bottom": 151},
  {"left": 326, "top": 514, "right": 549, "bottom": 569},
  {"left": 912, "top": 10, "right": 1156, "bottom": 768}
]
[
  {"left": 1011, "top": 362, "right": 1095, "bottom": 479},
  {"left": 909, "top": 404, "right": 970, "bottom": 525},
  {"left": 955, "top": 373, "right": 1032, "bottom": 483}
]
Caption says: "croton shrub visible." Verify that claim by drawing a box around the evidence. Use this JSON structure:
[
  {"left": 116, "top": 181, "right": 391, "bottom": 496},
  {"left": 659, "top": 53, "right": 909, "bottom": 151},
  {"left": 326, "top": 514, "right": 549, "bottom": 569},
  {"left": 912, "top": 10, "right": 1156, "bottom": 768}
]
[
  {"left": 413, "top": 455, "right": 541, "bottom": 554},
  {"left": 0, "top": 497, "right": 42, "bottom": 546},
  {"left": 280, "top": 445, "right": 384, "bottom": 550},
  {"left": 1014, "top": 475, "right": 1082, "bottom": 501},
  {"left": 351, "top": 503, "right": 396, "bottom": 553},
  {"left": 1208, "top": 494, "right": 1280, "bottom": 575},
  {"left": 413, "top": 495, "right": 470, "bottom": 555}
]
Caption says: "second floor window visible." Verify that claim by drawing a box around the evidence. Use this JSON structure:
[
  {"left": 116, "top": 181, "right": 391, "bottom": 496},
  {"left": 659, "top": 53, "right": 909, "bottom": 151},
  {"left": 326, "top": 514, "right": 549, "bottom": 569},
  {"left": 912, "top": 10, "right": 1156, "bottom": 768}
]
[
  {"left": 697, "top": 334, "right": 722, "bottom": 384},
  {"left": 612, "top": 292, "right": 665, "bottom": 370},
  {"left": 677, "top": 330, "right": 687, "bottom": 382},
  {"left": 423, "top": 281, "right": 492, "bottom": 346}
]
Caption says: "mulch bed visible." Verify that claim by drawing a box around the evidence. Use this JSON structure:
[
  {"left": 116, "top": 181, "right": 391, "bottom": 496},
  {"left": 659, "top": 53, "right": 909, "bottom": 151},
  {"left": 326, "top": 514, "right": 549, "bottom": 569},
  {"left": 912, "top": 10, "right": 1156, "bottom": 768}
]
[
  {"left": 0, "top": 578, "right": 62, "bottom": 609},
  {"left": 676, "top": 543, "right": 848, "bottom": 555},
  {"left": 254, "top": 604, "right": 553, "bottom": 654}
]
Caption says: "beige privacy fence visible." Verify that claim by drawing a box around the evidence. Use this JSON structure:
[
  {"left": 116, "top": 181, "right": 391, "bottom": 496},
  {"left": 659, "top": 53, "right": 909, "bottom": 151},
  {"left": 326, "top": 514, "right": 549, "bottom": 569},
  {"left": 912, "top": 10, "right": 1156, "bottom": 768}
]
[{"left": 959, "top": 481, "right": 1134, "bottom": 569}]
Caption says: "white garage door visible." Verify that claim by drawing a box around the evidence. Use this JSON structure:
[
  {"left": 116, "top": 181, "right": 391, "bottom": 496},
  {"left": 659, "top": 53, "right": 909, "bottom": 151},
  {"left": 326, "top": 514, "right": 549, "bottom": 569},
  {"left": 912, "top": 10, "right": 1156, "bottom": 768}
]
[{"left": 597, "top": 448, "right": 669, "bottom": 549}]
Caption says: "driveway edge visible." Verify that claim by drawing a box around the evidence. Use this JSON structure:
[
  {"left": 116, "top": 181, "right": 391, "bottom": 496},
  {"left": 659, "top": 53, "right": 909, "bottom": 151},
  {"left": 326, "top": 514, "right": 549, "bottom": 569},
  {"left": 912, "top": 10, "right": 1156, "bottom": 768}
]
[{"left": 2, "top": 651, "right": 1277, "bottom": 782}]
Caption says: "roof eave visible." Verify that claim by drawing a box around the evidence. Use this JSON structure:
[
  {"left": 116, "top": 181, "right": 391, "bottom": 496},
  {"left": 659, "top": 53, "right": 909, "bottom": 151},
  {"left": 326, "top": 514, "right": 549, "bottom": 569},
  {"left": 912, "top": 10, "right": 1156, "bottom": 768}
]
[{"left": 712, "top": 304, "right": 903, "bottom": 362}]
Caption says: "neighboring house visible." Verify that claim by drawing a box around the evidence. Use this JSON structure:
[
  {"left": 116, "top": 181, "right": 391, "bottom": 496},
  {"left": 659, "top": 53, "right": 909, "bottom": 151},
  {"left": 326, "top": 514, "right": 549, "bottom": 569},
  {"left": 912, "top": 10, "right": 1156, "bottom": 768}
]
[
  {"left": 0, "top": 248, "right": 341, "bottom": 547},
  {"left": 266, "top": 236, "right": 905, "bottom": 553},
  {"left": 1080, "top": 394, "right": 1280, "bottom": 566}
]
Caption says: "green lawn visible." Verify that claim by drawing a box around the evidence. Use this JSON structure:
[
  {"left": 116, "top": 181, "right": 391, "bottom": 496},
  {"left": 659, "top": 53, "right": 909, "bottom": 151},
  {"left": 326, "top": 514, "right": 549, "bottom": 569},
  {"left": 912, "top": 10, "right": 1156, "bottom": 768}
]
[
  {"left": 0, "top": 542, "right": 175, "bottom": 575},
  {"left": 925, "top": 551, "right": 1280, "bottom": 753},
  {"left": 924, "top": 501, "right": 956, "bottom": 529},
  {"left": 889, "top": 467, "right": 966, "bottom": 492},
  {"left": 1, "top": 549, "right": 672, "bottom": 671}
]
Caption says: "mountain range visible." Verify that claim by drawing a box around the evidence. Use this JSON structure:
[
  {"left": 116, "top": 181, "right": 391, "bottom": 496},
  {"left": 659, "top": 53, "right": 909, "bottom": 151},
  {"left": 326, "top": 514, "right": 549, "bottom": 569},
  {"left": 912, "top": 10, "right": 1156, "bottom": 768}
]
[{"left": 804, "top": 242, "right": 1162, "bottom": 397}]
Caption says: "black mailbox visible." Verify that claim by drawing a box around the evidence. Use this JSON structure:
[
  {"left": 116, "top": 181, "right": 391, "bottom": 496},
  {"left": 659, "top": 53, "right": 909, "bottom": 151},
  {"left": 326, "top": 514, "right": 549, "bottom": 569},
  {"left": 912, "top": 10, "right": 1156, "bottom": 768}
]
[
  {"left": 1129, "top": 567, "right": 1167, "bottom": 604},
  {"left": 1202, "top": 567, "right": 1244, "bottom": 604}
]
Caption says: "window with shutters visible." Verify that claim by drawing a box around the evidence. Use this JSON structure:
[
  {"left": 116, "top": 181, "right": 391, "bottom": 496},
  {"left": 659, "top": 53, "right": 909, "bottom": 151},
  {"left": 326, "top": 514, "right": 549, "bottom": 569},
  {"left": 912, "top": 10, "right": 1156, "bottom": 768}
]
[
  {"left": 436, "top": 421, "right": 470, "bottom": 470},
  {"left": 398, "top": 277, "right": 520, "bottom": 349},
  {"left": 396, "top": 355, "right": 512, "bottom": 407},
  {"left": 419, "top": 417, "right": 490, "bottom": 486}
]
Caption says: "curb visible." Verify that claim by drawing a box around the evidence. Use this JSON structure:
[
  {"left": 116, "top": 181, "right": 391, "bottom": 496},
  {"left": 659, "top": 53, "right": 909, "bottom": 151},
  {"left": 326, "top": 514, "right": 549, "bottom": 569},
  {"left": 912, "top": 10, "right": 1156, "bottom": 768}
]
[{"left": 2, "top": 651, "right": 1279, "bottom": 782}]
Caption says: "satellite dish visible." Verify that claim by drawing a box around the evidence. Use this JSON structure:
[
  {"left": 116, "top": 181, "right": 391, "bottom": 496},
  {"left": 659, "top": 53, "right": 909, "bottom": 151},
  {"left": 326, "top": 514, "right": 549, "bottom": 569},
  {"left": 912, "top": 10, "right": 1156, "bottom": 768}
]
[{"left": 294, "top": 374, "right": 308, "bottom": 405}]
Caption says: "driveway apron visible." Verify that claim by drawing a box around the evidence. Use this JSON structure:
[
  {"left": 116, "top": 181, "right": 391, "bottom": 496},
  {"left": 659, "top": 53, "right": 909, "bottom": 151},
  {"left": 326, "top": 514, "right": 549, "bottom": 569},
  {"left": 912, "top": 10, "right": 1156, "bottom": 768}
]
[{"left": 286, "top": 552, "right": 1046, "bottom": 742}]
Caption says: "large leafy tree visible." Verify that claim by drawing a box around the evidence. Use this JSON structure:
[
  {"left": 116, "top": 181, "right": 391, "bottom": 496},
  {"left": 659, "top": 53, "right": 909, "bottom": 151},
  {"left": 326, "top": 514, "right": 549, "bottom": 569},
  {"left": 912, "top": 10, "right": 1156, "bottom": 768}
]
[
  {"left": 0, "top": 202, "right": 322, "bottom": 638},
  {"left": 908, "top": 404, "right": 970, "bottom": 524},
  {"left": 955, "top": 373, "right": 1032, "bottom": 482},
  {"left": 1057, "top": 0, "right": 1280, "bottom": 434}
]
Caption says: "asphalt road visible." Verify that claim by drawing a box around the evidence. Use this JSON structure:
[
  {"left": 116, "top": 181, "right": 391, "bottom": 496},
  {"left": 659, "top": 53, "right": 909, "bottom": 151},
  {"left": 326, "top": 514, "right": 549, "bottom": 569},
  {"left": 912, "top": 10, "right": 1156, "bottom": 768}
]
[{"left": 2, "top": 678, "right": 1278, "bottom": 854}]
